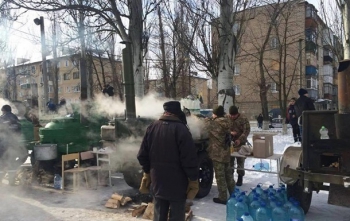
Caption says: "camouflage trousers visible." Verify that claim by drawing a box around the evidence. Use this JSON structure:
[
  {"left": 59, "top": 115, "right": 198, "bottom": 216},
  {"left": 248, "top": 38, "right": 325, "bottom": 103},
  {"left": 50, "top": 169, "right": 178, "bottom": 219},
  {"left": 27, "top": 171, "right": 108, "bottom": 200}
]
[
  {"left": 230, "top": 146, "right": 246, "bottom": 176},
  {"left": 213, "top": 161, "right": 235, "bottom": 201}
]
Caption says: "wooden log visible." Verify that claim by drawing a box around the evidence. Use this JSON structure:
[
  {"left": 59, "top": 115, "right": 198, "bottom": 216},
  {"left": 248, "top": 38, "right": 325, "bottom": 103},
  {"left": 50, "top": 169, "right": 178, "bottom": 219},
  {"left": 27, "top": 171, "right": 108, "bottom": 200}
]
[
  {"left": 111, "top": 193, "right": 123, "bottom": 201},
  {"left": 185, "top": 210, "right": 193, "bottom": 221},
  {"left": 107, "top": 199, "right": 120, "bottom": 204},
  {"left": 131, "top": 204, "right": 147, "bottom": 217},
  {"left": 142, "top": 202, "right": 154, "bottom": 220},
  {"left": 121, "top": 196, "right": 132, "bottom": 206},
  {"left": 105, "top": 200, "right": 121, "bottom": 209}
]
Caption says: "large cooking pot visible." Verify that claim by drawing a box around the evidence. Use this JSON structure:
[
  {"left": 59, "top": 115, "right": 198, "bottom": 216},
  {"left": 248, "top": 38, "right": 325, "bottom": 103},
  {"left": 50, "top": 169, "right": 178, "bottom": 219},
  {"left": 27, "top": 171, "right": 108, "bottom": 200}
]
[{"left": 34, "top": 144, "right": 58, "bottom": 161}]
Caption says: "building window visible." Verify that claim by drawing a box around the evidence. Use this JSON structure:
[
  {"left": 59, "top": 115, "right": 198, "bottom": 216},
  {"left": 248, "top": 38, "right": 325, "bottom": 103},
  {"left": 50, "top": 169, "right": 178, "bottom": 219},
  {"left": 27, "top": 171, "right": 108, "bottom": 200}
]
[
  {"left": 306, "top": 6, "right": 316, "bottom": 18},
  {"left": 270, "top": 82, "right": 278, "bottom": 93},
  {"left": 66, "top": 86, "right": 71, "bottom": 93},
  {"left": 234, "top": 64, "right": 240, "bottom": 75},
  {"left": 233, "top": 85, "right": 241, "bottom": 95},
  {"left": 271, "top": 37, "right": 279, "bottom": 49},
  {"left": 72, "top": 85, "right": 80, "bottom": 92},
  {"left": 58, "top": 87, "right": 62, "bottom": 93},
  {"left": 306, "top": 77, "right": 318, "bottom": 89},
  {"left": 65, "top": 60, "right": 69, "bottom": 67},
  {"left": 63, "top": 73, "right": 70, "bottom": 80},
  {"left": 58, "top": 74, "right": 61, "bottom": 81},
  {"left": 57, "top": 61, "right": 60, "bottom": 67},
  {"left": 31, "top": 66, "right": 35, "bottom": 73},
  {"left": 73, "top": 72, "right": 80, "bottom": 79},
  {"left": 48, "top": 85, "right": 53, "bottom": 93}
]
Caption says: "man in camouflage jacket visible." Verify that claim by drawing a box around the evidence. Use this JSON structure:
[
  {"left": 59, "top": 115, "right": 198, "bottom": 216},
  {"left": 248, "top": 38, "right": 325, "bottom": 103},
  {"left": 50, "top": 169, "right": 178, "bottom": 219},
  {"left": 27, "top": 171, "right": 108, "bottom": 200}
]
[
  {"left": 228, "top": 106, "right": 250, "bottom": 186},
  {"left": 205, "top": 105, "right": 235, "bottom": 205}
]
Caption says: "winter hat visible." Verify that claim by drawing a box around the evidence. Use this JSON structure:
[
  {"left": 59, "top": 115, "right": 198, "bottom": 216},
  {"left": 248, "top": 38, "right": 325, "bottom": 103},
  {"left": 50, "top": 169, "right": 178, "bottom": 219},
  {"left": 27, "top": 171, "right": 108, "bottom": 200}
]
[
  {"left": 1, "top": 105, "right": 11, "bottom": 112},
  {"left": 298, "top": 88, "right": 308, "bottom": 96},
  {"left": 163, "top": 101, "right": 187, "bottom": 124},
  {"left": 229, "top": 106, "right": 239, "bottom": 115},
  {"left": 213, "top": 105, "right": 225, "bottom": 117}
]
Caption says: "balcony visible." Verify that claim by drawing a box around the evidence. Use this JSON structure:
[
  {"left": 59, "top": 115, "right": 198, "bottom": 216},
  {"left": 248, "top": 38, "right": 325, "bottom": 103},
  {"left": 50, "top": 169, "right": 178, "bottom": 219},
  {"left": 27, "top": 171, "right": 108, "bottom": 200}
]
[
  {"left": 306, "top": 66, "right": 318, "bottom": 76},
  {"left": 305, "top": 41, "right": 317, "bottom": 53},
  {"left": 323, "top": 50, "right": 333, "bottom": 64},
  {"left": 306, "top": 88, "right": 318, "bottom": 101}
]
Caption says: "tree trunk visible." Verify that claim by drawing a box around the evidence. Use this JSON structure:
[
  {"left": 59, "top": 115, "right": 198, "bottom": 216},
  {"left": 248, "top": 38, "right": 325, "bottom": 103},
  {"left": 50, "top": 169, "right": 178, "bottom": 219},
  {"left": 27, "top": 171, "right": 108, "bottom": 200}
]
[
  {"left": 129, "top": 0, "right": 144, "bottom": 98},
  {"left": 218, "top": 0, "right": 235, "bottom": 112}
]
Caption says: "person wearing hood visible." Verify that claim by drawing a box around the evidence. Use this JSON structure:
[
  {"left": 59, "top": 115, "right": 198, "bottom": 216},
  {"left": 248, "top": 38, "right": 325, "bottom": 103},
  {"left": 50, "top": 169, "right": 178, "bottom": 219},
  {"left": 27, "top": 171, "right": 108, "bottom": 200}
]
[
  {"left": 137, "top": 101, "right": 199, "bottom": 221},
  {"left": 205, "top": 105, "right": 235, "bottom": 205}
]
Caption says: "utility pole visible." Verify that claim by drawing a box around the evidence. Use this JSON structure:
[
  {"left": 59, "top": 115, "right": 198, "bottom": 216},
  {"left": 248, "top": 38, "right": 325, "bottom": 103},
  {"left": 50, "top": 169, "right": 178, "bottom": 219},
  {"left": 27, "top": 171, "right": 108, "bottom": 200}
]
[
  {"left": 299, "top": 39, "right": 303, "bottom": 88},
  {"left": 342, "top": 0, "right": 350, "bottom": 59},
  {"left": 34, "top": 16, "right": 49, "bottom": 111}
]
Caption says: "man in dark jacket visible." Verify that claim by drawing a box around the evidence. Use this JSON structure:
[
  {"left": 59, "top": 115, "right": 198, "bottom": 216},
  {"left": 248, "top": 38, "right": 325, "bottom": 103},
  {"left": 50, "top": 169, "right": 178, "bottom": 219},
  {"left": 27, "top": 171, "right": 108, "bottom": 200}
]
[
  {"left": 294, "top": 88, "right": 315, "bottom": 140},
  {"left": 137, "top": 101, "right": 198, "bottom": 221},
  {"left": 287, "top": 98, "right": 301, "bottom": 142},
  {"left": 0, "top": 105, "right": 21, "bottom": 133}
]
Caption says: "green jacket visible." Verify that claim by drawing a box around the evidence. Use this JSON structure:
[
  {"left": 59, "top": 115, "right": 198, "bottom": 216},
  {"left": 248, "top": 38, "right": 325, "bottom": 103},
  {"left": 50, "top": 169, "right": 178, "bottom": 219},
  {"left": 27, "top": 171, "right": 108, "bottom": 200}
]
[
  {"left": 227, "top": 114, "right": 250, "bottom": 147},
  {"left": 205, "top": 117, "right": 231, "bottom": 163}
]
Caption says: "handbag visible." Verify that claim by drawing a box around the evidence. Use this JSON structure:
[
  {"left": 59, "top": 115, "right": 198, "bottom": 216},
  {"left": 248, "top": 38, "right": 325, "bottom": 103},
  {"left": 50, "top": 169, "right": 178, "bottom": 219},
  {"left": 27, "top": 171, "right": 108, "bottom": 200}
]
[{"left": 238, "top": 141, "right": 253, "bottom": 156}]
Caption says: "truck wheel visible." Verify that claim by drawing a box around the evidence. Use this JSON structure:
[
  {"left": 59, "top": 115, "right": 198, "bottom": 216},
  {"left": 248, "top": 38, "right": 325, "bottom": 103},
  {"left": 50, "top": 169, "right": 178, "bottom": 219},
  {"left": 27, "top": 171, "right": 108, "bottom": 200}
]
[
  {"left": 287, "top": 180, "right": 312, "bottom": 214},
  {"left": 123, "top": 169, "right": 143, "bottom": 189},
  {"left": 196, "top": 152, "right": 214, "bottom": 198}
]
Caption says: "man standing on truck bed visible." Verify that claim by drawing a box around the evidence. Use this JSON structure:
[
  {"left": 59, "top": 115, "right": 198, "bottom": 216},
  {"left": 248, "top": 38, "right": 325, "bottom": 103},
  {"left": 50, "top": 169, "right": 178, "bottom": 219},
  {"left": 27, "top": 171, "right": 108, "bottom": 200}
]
[
  {"left": 137, "top": 101, "right": 199, "bottom": 221},
  {"left": 294, "top": 88, "right": 315, "bottom": 141},
  {"left": 228, "top": 106, "right": 251, "bottom": 186}
]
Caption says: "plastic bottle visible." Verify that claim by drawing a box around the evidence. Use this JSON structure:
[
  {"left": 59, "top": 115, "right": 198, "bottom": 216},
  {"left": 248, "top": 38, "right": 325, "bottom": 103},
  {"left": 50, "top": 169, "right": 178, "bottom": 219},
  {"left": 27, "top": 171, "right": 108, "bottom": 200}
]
[
  {"left": 255, "top": 184, "right": 264, "bottom": 196},
  {"left": 288, "top": 201, "right": 305, "bottom": 221},
  {"left": 253, "top": 161, "right": 270, "bottom": 171},
  {"left": 267, "top": 185, "right": 276, "bottom": 195},
  {"left": 256, "top": 202, "right": 272, "bottom": 221},
  {"left": 236, "top": 218, "right": 244, "bottom": 221},
  {"left": 272, "top": 202, "right": 288, "bottom": 221},
  {"left": 237, "top": 192, "right": 249, "bottom": 205},
  {"left": 275, "top": 189, "right": 286, "bottom": 204},
  {"left": 241, "top": 212, "right": 254, "bottom": 221},
  {"left": 54, "top": 174, "right": 62, "bottom": 190},
  {"left": 247, "top": 189, "right": 256, "bottom": 204},
  {"left": 249, "top": 197, "right": 260, "bottom": 221},
  {"left": 227, "top": 193, "right": 238, "bottom": 221},
  {"left": 234, "top": 198, "right": 249, "bottom": 220},
  {"left": 319, "top": 126, "right": 329, "bottom": 139}
]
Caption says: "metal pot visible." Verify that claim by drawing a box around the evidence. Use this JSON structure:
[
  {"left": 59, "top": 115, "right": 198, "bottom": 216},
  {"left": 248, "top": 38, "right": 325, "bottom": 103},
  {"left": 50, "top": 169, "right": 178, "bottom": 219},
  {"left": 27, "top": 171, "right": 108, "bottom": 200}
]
[{"left": 34, "top": 144, "right": 58, "bottom": 161}]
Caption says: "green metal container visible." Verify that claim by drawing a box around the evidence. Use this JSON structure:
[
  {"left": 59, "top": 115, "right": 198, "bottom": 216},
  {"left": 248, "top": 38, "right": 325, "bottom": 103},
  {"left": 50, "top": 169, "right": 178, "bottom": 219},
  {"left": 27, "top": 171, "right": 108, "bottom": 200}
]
[{"left": 39, "top": 114, "right": 108, "bottom": 154}]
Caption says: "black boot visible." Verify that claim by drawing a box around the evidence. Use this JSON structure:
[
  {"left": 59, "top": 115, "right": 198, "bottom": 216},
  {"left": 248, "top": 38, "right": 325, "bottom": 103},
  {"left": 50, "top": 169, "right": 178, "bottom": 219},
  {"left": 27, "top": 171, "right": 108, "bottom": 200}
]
[
  {"left": 213, "top": 198, "right": 227, "bottom": 205},
  {"left": 236, "top": 175, "right": 243, "bottom": 186}
]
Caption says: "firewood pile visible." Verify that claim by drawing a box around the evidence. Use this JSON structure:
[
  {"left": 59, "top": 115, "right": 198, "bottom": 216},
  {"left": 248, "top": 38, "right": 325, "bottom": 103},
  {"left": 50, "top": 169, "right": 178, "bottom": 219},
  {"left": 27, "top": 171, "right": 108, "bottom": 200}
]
[
  {"left": 105, "top": 193, "right": 133, "bottom": 209},
  {"left": 129, "top": 201, "right": 193, "bottom": 220}
]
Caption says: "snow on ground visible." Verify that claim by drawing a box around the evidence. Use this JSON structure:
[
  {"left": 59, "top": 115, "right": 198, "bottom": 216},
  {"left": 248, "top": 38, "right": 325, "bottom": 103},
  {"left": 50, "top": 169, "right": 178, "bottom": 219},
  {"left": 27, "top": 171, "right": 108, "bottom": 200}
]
[
  {"left": 191, "top": 127, "right": 350, "bottom": 221},
  {"left": 1, "top": 127, "right": 350, "bottom": 221}
]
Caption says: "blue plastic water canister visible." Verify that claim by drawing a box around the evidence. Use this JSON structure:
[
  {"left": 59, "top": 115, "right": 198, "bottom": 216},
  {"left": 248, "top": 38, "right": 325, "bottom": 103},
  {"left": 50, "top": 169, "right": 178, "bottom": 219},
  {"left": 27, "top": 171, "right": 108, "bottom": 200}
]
[
  {"left": 249, "top": 197, "right": 260, "bottom": 221},
  {"left": 275, "top": 189, "right": 286, "bottom": 204},
  {"left": 236, "top": 218, "right": 243, "bottom": 221},
  {"left": 227, "top": 193, "right": 238, "bottom": 221},
  {"left": 268, "top": 196, "right": 278, "bottom": 209},
  {"left": 260, "top": 189, "right": 269, "bottom": 203},
  {"left": 267, "top": 185, "right": 276, "bottom": 194},
  {"left": 253, "top": 161, "right": 270, "bottom": 171},
  {"left": 248, "top": 189, "right": 256, "bottom": 203},
  {"left": 283, "top": 198, "right": 294, "bottom": 213},
  {"left": 238, "top": 192, "right": 249, "bottom": 205},
  {"left": 234, "top": 198, "right": 249, "bottom": 219},
  {"left": 255, "top": 184, "right": 264, "bottom": 195},
  {"left": 54, "top": 174, "right": 62, "bottom": 190},
  {"left": 289, "top": 201, "right": 305, "bottom": 221},
  {"left": 241, "top": 212, "right": 254, "bottom": 221},
  {"left": 256, "top": 202, "right": 272, "bottom": 221},
  {"left": 272, "top": 202, "right": 288, "bottom": 221}
]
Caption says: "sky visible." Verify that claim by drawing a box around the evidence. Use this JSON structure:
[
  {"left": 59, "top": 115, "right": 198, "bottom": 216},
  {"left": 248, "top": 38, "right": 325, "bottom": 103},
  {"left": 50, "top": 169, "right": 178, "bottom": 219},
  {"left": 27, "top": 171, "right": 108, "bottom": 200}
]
[{"left": 4, "top": 0, "right": 333, "bottom": 63}]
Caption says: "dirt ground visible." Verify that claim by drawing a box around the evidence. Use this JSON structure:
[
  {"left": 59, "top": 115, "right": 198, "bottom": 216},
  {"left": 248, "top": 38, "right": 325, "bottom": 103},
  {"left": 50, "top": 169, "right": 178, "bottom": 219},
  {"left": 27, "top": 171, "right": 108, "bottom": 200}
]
[{"left": 0, "top": 176, "right": 142, "bottom": 221}]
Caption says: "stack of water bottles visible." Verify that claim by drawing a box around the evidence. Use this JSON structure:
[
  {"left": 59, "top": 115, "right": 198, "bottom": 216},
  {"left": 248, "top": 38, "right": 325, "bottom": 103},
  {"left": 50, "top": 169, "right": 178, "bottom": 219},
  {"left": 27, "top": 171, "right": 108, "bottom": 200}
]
[{"left": 226, "top": 183, "right": 305, "bottom": 221}]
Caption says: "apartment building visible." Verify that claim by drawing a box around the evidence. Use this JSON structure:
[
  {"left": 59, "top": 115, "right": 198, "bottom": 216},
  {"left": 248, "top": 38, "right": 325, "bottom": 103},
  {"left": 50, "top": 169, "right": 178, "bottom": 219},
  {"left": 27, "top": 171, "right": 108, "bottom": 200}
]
[
  {"left": 1, "top": 54, "right": 122, "bottom": 113},
  {"left": 231, "top": 0, "right": 340, "bottom": 119}
]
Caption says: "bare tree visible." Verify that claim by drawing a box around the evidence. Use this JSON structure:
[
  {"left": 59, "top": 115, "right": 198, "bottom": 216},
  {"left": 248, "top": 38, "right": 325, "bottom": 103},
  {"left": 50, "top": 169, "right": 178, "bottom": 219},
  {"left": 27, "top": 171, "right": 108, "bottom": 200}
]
[{"left": 7, "top": 0, "right": 162, "bottom": 100}]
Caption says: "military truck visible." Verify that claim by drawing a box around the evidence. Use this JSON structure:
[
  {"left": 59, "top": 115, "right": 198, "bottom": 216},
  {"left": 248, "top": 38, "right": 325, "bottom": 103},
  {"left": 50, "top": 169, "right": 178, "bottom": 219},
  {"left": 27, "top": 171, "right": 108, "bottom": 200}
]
[{"left": 279, "top": 60, "right": 350, "bottom": 213}]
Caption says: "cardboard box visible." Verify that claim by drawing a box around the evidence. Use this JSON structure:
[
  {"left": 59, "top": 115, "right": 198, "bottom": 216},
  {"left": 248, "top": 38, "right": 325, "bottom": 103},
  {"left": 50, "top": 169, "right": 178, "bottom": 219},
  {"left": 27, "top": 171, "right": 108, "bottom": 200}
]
[{"left": 252, "top": 134, "right": 274, "bottom": 158}]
